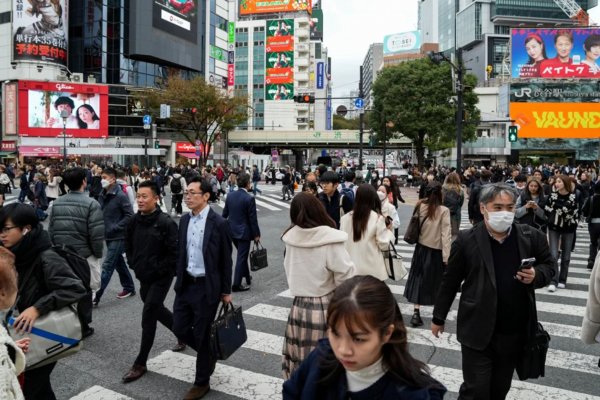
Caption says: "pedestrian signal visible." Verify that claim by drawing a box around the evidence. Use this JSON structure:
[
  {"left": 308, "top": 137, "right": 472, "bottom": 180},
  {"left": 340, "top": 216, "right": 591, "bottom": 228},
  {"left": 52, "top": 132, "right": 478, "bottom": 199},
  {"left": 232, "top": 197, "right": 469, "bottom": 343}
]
[{"left": 508, "top": 126, "right": 518, "bottom": 142}]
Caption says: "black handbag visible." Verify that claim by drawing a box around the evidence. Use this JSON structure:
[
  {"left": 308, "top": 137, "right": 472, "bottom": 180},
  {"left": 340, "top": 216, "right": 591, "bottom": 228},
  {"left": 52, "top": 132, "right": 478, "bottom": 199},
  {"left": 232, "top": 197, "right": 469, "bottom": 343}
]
[
  {"left": 249, "top": 240, "right": 268, "bottom": 271},
  {"left": 403, "top": 206, "right": 427, "bottom": 245},
  {"left": 209, "top": 302, "right": 247, "bottom": 360},
  {"left": 516, "top": 291, "right": 550, "bottom": 380}
]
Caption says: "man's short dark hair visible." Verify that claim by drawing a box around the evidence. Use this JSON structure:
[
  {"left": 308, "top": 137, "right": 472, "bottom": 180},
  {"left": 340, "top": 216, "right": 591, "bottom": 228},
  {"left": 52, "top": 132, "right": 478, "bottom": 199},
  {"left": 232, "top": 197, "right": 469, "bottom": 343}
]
[
  {"left": 188, "top": 177, "right": 213, "bottom": 195},
  {"left": 116, "top": 169, "right": 127, "bottom": 179},
  {"left": 62, "top": 167, "right": 86, "bottom": 191},
  {"left": 102, "top": 167, "right": 116, "bottom": 178},
  {"left": 481, "top": 170, "right": 492, "bottom": 181},
  {"left": 317, "top": 164, "right": 327, "bottom": 176},
  {"left": 138, "top": 180, "right": 159, "bottom": 196},
  {"left": 54, "top": 96, "right": 75, "bottom": 110},
  {"left": 237, "top": 172, "right": 251, "bottom": 188},
  {"left": 344, "top": 171, "right": 355, "bottom": 183},
  {"left": 320, "top": 171, "right": 339, "bottom": 184},
  {"left": 515, "top": 174, "right": 527, "bottom": 183}
]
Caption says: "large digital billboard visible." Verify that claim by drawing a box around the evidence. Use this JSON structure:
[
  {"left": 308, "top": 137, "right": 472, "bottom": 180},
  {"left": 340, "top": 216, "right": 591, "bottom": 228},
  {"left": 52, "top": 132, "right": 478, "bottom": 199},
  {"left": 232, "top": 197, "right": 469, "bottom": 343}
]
[
  {"left": 510, "top": 82, "right": 600, "bottom": 103},
  {"left": 266, "top": 84, "right": 294, "bottom": 101},
  {"left": 266, "top": 19, "right": 294, "bottom": 100},
  {"left": 12, "top": 0, "right": 69, "bottom": 67},
  {"left": 240, "top": 0, "right": 311, "bottom": 15},
  {"left": 18, "top": 81, "right": 109, "bottom": 138},
  {"left": 153, "top": 0, "right": 198, "bottom": 43},
  {"left": 310, "top": 9, "right": 323, "bottom": 41},
  {"left": 511, "top": 28, "right": 600, "bottom": 78}
]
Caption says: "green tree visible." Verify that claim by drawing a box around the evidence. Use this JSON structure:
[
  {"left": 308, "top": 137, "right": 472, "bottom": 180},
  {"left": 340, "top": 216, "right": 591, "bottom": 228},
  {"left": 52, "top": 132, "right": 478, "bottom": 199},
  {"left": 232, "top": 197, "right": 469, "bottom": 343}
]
[
  {"left": 332, "top": 113, "right": 372, "bottom": 130},
  {"left": 372, "top": 58, "right": 480, "bottom": 167},
  {"left": 139, "top": 75, "right": 248, "bottom": 165}
]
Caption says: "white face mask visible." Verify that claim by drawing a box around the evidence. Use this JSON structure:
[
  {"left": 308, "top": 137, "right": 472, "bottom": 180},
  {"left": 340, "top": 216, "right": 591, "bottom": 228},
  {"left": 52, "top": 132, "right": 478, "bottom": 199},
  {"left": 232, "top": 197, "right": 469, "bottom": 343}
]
[
  {"left": 377, "top": 191, "right": 387, "bottom": 201},
  {"left": 100, "top": 179, "right": 111, "bottom": 189},
  {"left": 485, "top": 210, "right": 514, "bottom": 232}
]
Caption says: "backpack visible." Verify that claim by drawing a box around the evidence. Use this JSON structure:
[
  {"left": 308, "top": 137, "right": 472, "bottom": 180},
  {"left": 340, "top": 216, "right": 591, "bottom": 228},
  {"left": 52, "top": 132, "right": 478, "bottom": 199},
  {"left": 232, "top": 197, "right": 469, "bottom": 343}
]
[
  {"left": 340, "top": 184, "right": 355, "bottom": 207},
  {"left": 444, "top": 189, "right": 462, "bottom": 216},
  {"left": 51, "top": 245, "right": 91, "bottom": 292},
  {"left": 170, "top": 177, "right": 182, "bottom": 194}
]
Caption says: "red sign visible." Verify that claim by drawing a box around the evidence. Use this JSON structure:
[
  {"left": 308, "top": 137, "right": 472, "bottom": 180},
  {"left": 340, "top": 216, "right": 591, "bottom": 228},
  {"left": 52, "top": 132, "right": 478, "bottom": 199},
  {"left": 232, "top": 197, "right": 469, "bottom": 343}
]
[
  {"left": 3, "top": 83, "right": 17, "bottom": 136},
  {"left": 19, "top": 146, "right": 62, "bottom": 157},
  {"left": 266, "top": 67, "right": 294, "bottom": 84},
  {"left": 1, "top": 141, "right": 16, "bottom": 152},
  {"left": 18, "top": 80, "right": 109, "bottom": 138},
  {"left": 228, "top": 64, "right": 235, "bottom": 86},
  {"left": 176, "top": 142, "right": 203, "bottom": 153},
  {"left": 266, "top": 36, "right": 294, "bottom": 52}
]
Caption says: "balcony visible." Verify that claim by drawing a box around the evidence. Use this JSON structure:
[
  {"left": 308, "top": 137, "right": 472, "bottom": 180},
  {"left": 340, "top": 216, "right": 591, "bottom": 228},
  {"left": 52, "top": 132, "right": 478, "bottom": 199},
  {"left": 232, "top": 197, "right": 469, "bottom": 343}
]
[
  {"left": 462, "top": 137, "right": 510, "bottom": 156},
  {"left": 296, "top": 43, "right": 309, "bottom": 52},
  {"left": 296, "top": 27, "right": 309, "bottom": 38}
]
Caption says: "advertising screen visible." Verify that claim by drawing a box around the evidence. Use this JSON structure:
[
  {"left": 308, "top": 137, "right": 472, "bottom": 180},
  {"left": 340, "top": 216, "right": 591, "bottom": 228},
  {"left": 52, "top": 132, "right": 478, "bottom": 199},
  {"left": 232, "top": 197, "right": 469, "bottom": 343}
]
[
  {"left": 383, "top": 31, "right": 421, "bottom": 55},
  {"left": 153, "top": 0, "right": 198, "bottom": 43},
  {"left": 510, "top": 102, "right": 600, "bottom": 139},
  {"left": 511, "top": 28, "right": 600, "bottom": 79},
  {"left": 240, "top": 0, "right": 311, "bottom": 15},
  {"left": 266, "top": 84, "right": 294, "bottom": 101},
  {"left": 12, "top": 0, "right": 69, "bottom": 67},
  {"left": 310, "top": 9, "right": 323, "bottom": 41},
  {"left": 18, "top": 81, "right": 109, "bottom": 138}
]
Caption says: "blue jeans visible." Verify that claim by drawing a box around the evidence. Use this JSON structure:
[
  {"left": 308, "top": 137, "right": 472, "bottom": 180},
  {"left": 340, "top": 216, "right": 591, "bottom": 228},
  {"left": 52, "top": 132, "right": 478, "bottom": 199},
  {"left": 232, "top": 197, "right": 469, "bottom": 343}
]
[
  {"left": 95, "top": 239, "right": 135, "bottom": 301},
  {"left": 548, "top": 230, "right": 575, "bottom": 285},
  {"left": 252, "top": 181, "right": 262, "bottom": 195}
]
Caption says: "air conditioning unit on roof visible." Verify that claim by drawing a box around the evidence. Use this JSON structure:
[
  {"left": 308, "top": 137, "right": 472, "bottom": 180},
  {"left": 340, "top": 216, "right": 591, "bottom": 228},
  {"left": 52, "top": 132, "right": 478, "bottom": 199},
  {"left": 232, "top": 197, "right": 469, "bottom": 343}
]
[{"left": 71, "top": 72, "right": 84, "bottom": 82}]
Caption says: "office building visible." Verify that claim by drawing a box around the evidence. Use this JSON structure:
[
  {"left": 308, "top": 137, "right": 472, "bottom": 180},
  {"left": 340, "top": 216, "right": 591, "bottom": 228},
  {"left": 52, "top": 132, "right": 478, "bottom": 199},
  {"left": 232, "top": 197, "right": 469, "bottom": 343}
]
[{"left": 361, "top": 43, "right": 383, "bottom": 109}]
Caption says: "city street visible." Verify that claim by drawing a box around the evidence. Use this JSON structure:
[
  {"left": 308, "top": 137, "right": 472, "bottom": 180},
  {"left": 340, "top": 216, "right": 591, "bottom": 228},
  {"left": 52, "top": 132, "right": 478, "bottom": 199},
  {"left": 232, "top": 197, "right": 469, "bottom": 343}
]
[{"left": 7, "top": 185, "right": 599, "bottom": 400}]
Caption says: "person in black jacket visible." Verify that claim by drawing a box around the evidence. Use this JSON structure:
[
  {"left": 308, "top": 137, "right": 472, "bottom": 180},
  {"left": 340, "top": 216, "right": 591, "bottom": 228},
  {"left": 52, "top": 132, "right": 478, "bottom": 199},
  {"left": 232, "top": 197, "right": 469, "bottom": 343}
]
[
  {"left": 0, "top": 203, "right": 86, "bottom": 400},
  {"left": 467, "top": 169, "right": 492, "bottom": 225},
  {"left": 317, "top": 172, "right": 352, "bottom": 229},
  {"left": 583, "top": 182, "right": 600, "bottom": 270},
  {"left": 432, "top": 183, "right": 553, "bottom": 400},
  {"left": 122, "top": 180, "right": 180, "bottom": 383}
]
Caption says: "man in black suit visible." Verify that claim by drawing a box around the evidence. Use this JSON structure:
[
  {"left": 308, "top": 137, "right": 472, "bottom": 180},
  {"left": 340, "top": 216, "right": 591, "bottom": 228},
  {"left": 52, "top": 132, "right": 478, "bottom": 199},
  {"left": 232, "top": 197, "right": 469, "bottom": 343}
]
[
  {"left": 432, "top": 183, "right": 554, "bottom": 400},
  {"left": 173, "top": 177, "right": 233, "bottom": 400},
  {"left": 222, "top": 172, "right": 260, "bottom": 292}
]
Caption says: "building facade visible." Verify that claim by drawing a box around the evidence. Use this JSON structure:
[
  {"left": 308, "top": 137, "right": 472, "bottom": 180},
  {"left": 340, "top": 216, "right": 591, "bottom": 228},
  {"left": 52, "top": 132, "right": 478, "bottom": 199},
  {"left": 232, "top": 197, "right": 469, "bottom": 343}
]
[{"left": 361, "top": 43, "right": 383, "bottom": 109}]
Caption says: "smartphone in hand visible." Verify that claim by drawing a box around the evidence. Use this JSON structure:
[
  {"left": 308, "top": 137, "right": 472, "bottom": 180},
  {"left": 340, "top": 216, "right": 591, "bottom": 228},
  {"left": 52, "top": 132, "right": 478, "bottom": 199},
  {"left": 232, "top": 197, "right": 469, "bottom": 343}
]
[{"left": 519, "top": 257, "right": 536, "bottom": 272}]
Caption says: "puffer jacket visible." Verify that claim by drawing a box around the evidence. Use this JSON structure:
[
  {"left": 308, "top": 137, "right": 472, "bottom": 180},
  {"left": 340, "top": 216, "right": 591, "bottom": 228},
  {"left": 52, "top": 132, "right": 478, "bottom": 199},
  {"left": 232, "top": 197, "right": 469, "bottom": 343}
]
[
  {"left": 125, "top": 208, "right": 178, "bottom": 283},
  {"left": 12, "top": 226, "right": 86, "bottom": 317},
  {"left": 48, "top": 191, "right": 104, "bottom": 258},
  {"left": 98, "top": 184, "right": 134, "bottom": 241}
]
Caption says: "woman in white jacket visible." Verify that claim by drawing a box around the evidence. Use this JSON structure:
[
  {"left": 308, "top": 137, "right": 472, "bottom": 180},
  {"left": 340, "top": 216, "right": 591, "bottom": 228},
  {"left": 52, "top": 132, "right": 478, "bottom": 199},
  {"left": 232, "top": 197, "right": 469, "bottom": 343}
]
[
  {"left": 377, "top": 185, "right": 400, "bottom": 230},
  {"left": 281, "top": 193, "right": 355, "bottom": 379},
  {"left": 340, "top": 184, "right": 394, "bottom": 281},
  {"left": 44, "top": 168, "right": 61, "bottom": 202}
]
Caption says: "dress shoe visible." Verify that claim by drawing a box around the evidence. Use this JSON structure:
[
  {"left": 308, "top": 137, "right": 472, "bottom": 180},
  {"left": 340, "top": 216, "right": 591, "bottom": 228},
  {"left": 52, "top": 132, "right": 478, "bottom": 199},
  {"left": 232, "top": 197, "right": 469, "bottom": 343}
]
[
  {"left": 172, "top": 342, "right": 187, "bottom": 352},
  {"left": 246, "top": 275, "right": 252, "bottom": 286},
  {"left": 232, "top": 283, "right": 250, "bottom": 292},
  {"left": 122, "top": 364, "right": 147, "bottom": 383},
  {"left": 183, "top": 384, "right": 210, "bottom": 400},
  {"left": 82, "top": 326, "right": 95, "bottom": 339},
  {"left": 410, "top": 311, "right": 423, "bottom": 327}
]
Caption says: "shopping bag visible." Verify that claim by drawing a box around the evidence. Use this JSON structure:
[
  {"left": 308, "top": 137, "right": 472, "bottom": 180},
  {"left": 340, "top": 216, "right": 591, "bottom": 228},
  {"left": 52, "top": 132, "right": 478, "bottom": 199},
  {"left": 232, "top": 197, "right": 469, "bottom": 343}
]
[
  {"left": 8, "top": 305, "right": 82, "bottom": 370},
  {"left": 250, "top": 241, "right": 268, "bottom": 271},
  {"left": 383, "top": 242, "right": 407, "bottom": 281},
  {"left": 209, "top": 302, "right": 247, "bottom": 360}
]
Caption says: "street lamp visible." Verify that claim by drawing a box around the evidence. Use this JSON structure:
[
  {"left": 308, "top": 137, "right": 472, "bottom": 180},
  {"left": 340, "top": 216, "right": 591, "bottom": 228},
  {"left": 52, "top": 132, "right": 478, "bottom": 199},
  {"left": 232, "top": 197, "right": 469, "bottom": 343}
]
[
  {"left": 428, "top": 49, "right": 464, "bottom": 172},
  {"left": 60, "top": 109, "right": 69, "bottom": 168}
]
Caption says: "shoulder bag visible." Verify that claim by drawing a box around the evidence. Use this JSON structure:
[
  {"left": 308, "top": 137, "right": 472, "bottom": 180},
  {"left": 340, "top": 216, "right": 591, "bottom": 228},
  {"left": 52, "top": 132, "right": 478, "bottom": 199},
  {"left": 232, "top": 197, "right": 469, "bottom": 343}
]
[
  {"left": 250, "top": 240, "right": 268, "bottom": 271},
  {"left": 382, "top": 241, "right": 407, "bottom": 281},
  {"left": 403, "top": 205, "right": 428, "bottom": 245},
  {"left": 516, "top": 289, "right": 550, "bottom": 380},
  {"left": 209, "top": 302, "right": 247, "bottom": 360}
]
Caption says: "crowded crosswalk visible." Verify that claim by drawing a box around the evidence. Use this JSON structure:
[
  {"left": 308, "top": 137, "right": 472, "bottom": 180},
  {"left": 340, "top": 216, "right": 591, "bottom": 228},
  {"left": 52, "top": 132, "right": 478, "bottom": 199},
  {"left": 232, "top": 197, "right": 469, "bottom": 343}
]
[{"left": 64, "top": 220, "right": 600, "bottom": 400}]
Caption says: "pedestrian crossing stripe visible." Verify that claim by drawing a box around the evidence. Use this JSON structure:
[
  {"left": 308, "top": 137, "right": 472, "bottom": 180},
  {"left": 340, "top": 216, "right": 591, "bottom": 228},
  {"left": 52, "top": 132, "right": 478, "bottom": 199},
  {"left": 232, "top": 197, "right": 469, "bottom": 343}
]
[{"left": 70, "top": 386, "right": 134, "bottom": 399}]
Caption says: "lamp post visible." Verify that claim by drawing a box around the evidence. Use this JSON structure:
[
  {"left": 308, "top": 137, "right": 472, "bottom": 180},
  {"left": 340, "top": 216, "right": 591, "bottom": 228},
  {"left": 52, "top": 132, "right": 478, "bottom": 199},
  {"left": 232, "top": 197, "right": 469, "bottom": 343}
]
[
  {"left": 428, "top": 48, "right": 464, "bottom": 172},
  {"left": 60, "top": 110, "right": 69, "bottom": 168}
]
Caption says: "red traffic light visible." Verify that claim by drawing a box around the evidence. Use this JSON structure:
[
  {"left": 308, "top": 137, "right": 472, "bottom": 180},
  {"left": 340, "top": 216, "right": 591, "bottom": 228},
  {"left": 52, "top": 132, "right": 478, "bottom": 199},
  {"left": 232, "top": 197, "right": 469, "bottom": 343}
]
[{"left": 191, "top": 107, "right": 197, "bottom": 113}]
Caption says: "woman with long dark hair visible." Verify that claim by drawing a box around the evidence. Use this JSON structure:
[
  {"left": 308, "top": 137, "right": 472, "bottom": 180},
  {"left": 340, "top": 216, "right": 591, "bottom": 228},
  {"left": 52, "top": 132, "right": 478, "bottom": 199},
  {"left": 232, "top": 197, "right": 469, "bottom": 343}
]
[
  {"left": 283, "top": 275, "right": 446, "bottom": 399},
  {"left": 515, "top": 178, "right": 547, "bottom": 233},
  {"left": 340, "top": 184, "right": 394, "bottom": 281},
  {"left": 76, "top": 104, "right": 100, "bottom": 129},
  {"left": 0, "top": 204, "right": 85, "bottom": 399},
  {"left": 281, "top": 193, "right": 355, "bottom": 379},
  {"left": 442, "top": 172, "right": 464, "bottom": 238},
  {"left": 382, "top": 176, "right": 405, "bottom": 244},
  {"left": 404, "top": 181, "right": 452, "bottom": 327}
]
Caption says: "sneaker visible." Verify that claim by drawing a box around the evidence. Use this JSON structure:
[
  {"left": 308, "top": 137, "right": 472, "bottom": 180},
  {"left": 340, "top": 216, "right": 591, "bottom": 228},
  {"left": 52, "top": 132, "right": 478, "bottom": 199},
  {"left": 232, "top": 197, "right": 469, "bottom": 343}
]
[
  {"left": 557, "top": 283, "right": 566, "bottom": 289},
  {"left": 177, "top": 214, "right": 182, "bottom": 218},
  {"left": 547, "top": 284, "right": 556, "bottom": 293},
  {"left": 116, "top": 290, "right": 135, "bottom": 299},
  {"left": 171, "top": 209, "right": 176, "bottom": 216}
]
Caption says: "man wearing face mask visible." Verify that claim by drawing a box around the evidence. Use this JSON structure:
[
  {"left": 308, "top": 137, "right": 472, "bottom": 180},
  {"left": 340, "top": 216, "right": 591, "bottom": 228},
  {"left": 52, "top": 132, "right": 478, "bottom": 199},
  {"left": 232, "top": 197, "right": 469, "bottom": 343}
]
[
  {"left": 93, "top": 167, "right": 136, "bottom": 306},
  {"left": 431, "top": 183, "right": 554, "bottom": 400}
]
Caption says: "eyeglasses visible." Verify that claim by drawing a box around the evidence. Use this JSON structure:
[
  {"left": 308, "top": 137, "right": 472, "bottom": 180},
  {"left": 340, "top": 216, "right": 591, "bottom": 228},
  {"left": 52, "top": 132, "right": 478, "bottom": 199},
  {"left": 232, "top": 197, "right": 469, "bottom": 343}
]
[
  {"left": 184, "top": 191, "right": 205, "bottom": 197},
  {"left": 1, "top": 226, "right": 19, "bottom": 234}
]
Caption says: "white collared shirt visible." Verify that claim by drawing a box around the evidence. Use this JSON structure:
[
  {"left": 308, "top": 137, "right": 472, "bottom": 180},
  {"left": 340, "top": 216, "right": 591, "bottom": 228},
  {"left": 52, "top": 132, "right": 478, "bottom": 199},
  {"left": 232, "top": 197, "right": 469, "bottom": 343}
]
[{"left": 186, "top": 206, "right": 210, "bottom": 277}]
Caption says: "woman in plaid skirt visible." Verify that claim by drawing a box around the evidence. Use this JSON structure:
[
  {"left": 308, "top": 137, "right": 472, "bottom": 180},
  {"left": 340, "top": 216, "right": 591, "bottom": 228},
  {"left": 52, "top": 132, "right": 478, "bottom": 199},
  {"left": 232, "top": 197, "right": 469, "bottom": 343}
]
[{"left": 281, "top": 193, "right": 356, "bottom": 379}]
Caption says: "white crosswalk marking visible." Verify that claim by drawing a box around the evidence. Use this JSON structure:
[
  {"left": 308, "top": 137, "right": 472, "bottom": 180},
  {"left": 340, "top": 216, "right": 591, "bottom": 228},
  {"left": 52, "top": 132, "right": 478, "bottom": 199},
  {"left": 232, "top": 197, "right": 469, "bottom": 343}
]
[{"left": 67, "top": 213, "right": 600, "bottom": 399}]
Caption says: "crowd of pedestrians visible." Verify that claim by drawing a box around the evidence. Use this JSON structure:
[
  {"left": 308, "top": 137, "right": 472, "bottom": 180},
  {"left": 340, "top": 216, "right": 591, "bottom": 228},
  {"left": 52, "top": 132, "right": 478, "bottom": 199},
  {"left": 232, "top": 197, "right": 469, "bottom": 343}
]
[{"left": 1, "top": 158, "right": 600, "bottom": 399}]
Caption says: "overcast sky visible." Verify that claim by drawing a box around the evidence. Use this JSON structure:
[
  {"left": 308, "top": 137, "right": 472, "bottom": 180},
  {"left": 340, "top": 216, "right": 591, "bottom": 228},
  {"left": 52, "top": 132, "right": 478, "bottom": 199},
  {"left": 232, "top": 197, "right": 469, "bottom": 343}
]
[
  {"left": 322, "top": 2, "right": 600, "bottom": 101},
  {"left": 321, "top": 0, "right": 419, "bottom": 100}
]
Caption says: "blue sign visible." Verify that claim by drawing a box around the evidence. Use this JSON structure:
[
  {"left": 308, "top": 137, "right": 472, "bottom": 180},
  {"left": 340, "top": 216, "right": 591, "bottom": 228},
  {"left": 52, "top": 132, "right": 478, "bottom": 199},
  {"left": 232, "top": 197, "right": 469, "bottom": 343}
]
[
  {"left": 326, "top": 96, "right": 332, "bottom": 130},
  {"left": 354, "top": 98, "right": 364, "bottom": 109},
  {"left": 316, "top": 62, "right": 324, "bottom": 89},
  {"left": 143, "top": 115, "right": 152, "bottom": 125}
]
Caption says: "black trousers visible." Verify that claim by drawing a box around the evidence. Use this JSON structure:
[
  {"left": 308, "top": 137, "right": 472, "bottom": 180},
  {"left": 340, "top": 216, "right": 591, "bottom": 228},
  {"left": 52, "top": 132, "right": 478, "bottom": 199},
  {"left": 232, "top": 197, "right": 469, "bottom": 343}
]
[
  {"left": 171, "top": 193, "right": 184, "bottom": 215},
  {"left": 23, "top": 362, "right": 57, "bottom": 400},
  {"left": 77, "top": 290, "right": 93, "bottom": 329},
  {"left": 135, "top": 275, "right": 175, "bottom": 366},
  {"left": 459, "top": 333, "right": 524, "bottom": 400},
  {"left": 232, "top": 239, "right": 251, "bottom": 286},
  {"left": 588, "top": 223, "right": 600, "bottom": 265},
  {"left": 173, "top": 278, "right": 220, "bottom": 386}
]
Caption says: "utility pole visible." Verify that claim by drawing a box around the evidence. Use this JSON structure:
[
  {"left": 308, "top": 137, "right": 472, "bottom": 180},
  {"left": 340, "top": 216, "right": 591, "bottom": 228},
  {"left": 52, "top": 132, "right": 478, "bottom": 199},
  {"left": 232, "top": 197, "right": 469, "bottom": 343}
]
[
  {"left": 359, "top": 65, "right": 364, "bottom": 170},
  {"left": 456, "top": 48, "right": 464, "bottom": 172}
]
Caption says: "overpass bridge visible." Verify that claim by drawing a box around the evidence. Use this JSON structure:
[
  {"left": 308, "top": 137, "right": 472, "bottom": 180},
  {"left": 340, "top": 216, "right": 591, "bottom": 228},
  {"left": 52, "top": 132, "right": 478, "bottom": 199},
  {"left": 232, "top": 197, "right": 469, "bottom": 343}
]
[{"left": 227, "top": 130, "right": 413, "bottom": 149}]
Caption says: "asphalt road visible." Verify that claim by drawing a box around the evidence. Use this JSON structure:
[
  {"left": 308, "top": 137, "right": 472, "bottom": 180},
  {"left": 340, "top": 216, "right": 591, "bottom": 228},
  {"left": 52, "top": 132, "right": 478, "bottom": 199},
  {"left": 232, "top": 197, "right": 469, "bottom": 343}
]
[{"left": 7, "top": 184, "right": 599, "bottom": 400}]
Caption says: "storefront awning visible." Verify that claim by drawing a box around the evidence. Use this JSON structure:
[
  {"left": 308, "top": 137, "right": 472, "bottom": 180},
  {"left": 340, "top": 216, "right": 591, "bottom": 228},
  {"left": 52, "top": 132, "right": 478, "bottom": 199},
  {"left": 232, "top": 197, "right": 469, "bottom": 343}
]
[
  {"left": 19, "top": 146, "right": 62, "bottom": 157},
  {"left": 178, "top": 153, "right": 200, "bottom": 160},
  {"left": 0, "top": 152, "right": 16, "bottom": 157}
]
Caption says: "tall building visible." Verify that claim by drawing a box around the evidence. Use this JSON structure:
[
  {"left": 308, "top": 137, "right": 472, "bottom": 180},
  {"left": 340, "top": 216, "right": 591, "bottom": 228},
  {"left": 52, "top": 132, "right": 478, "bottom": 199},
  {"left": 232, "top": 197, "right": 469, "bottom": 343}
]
[{"left": 361, "top": 43, "right": 383, "bottom": 109}]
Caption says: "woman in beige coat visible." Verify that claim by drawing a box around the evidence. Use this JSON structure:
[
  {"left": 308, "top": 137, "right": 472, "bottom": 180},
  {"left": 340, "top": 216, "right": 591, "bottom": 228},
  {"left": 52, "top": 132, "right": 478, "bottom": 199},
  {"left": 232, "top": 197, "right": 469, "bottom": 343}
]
[
  {"left": 582, "top": 253, "right": 600, "bottom": 345},
  {"left": 340, "top": 184, "right": 394, "bottom": 281},
  {"left": 403, "top": 181, "right": 452, "bottom": 327}
]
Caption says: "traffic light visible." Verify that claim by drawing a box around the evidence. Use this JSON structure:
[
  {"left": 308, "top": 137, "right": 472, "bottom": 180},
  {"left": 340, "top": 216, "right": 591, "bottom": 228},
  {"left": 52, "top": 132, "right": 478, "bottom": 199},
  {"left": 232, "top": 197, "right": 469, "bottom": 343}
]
[
  {"left": 508, "top": 125, "right": 518, "bottom": 142},
  {"left": 183, "top": 107, "right": 198, "bottom": 113},
  {"left": 294, "top": 94, "right": 315, "bottom": 104},
  {"left": 154, "top": 140, "right": 160, "bottom": 149}
]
